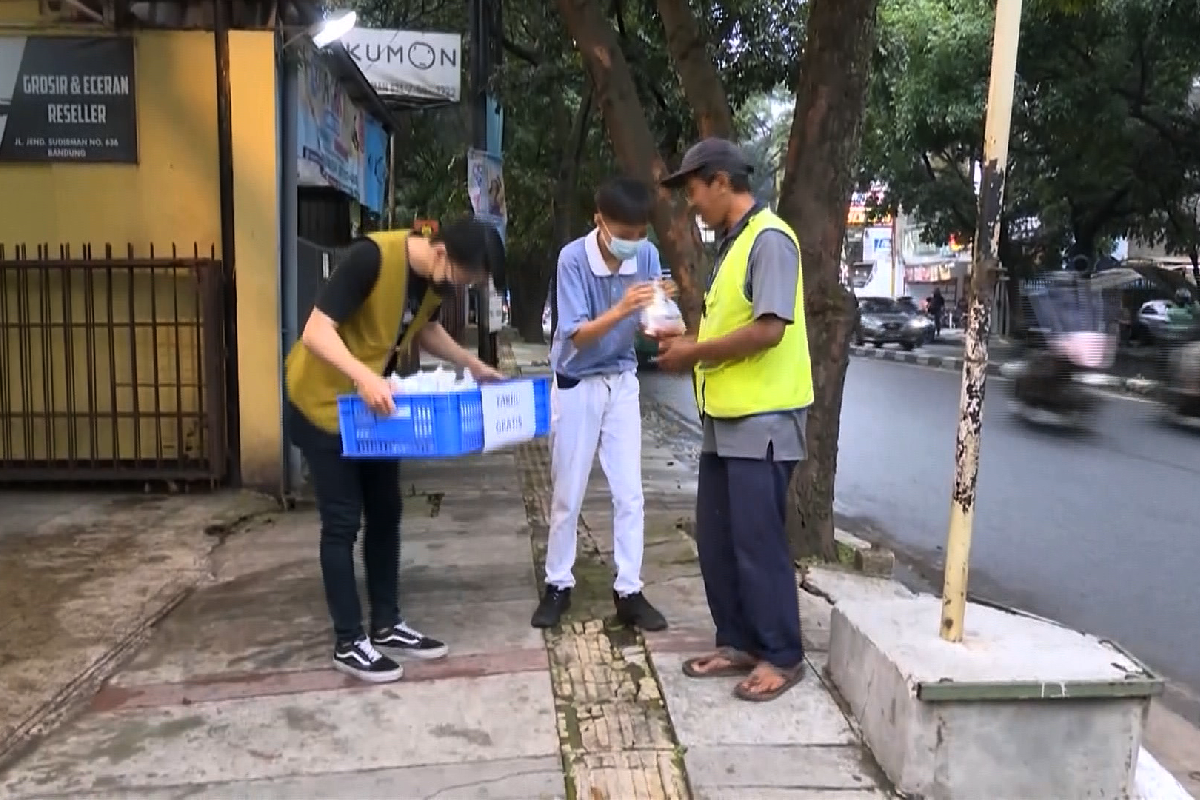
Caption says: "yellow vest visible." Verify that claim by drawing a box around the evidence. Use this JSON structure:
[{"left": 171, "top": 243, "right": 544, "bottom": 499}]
[
  {"left": 694, "top": 209, "right": 814, "bottom": 418},
  {"left": 285, "top": 230, "right": 442, "bottom": 433}
]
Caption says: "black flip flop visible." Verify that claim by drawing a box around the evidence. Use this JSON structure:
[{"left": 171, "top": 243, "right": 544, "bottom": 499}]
[
  {"left": 681, "top": 647, "right": 757, "bottom": 678},
  {"left": 733, "top": 662, "right": 806, "bottom": 702}
]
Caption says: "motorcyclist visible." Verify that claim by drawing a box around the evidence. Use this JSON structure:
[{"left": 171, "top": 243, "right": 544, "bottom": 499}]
[
  {"left": 1013, "top": 271, "right": 1111, "bottom": 417},
  {"left": 928, "top": 288, "right": 946, "bottom": 340},
  {"left": 1165, "top": 290, "right": 1200, "bottom": 422}
]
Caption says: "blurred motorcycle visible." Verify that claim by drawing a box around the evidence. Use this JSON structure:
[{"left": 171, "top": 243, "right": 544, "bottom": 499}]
[
  {"left": 1161, "top": 335, "right": 1200, "bottom": 430},
  {"left": 1009, "top": 270, "right": 1134, "bottom": 429}
]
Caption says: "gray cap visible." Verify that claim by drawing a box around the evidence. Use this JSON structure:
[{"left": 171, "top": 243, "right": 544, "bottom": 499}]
[{"left": 660, "top": 137, "right": 753, "bottom": 189}]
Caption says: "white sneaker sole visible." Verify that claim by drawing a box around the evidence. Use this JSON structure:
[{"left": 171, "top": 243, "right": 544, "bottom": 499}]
[
  {"left": 332, "top": 659, "right": 404, "bottom": 683},
  {"left": 374, "top": 641, "right": 450, "bottom": 661}
]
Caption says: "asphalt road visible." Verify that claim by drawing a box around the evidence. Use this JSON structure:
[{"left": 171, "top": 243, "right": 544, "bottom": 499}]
[{"left": 640, "top": 359, "right": 1200, "bottom": 718}]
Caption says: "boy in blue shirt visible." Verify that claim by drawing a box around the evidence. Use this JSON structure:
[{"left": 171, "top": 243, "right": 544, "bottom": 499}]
[{"left": 532, "top": 178, "right": 671, "bottom": 631}]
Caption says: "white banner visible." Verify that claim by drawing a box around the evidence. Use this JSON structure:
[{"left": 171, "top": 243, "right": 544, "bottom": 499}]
[
  {"left": 480, "top": 380, "right": 537, "bottom": 452},
  {"left": 342, "top": 29, "right": 462, "bottom": 103}
]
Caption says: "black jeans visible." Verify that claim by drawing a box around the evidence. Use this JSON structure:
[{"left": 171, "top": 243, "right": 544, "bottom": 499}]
[
  {"left": 695, "top": 446, "right": 803, "bottom": 669},
  {"left": 304, "top": 447, "right": 403, "bottom": 643}
]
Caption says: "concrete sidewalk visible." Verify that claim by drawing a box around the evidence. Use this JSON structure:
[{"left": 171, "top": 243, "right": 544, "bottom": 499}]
[
  {"left": 0, "top": 489, "right": 277, "bottom": 768},
  {"left": 0, "top": 347, "right": 893, "bottom": 799},
  {"left": 0, "top": 454, "right": 566, "bottom": 799}
]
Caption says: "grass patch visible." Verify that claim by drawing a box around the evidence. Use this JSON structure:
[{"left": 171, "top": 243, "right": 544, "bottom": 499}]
[
  {"left": 835, "top": 539, "right": 858, "bottom": 566},
  {"left": 557, "top": 701, "right": 584, "bottom": 753}
]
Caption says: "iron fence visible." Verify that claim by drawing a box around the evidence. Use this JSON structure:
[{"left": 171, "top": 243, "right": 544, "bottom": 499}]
[{"left": 0, "top": 243, "right": 228, "bottom": 483}]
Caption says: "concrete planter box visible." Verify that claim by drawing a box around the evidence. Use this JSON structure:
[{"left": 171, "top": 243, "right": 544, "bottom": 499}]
[{"left": 829, "top": 594, "right": 1162, "bottom": 799}]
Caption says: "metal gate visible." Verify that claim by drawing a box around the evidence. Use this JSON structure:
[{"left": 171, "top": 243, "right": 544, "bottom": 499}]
[{"left": 0, "top": 243, "right": 229, "bottom": 483}]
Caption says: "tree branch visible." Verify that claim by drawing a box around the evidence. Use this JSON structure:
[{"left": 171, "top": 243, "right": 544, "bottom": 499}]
[
  {"left": 921, "top": 151, "right": 975, "bottom": 235},
  {"left": 501, "top": 37, "right": 540, "bottom": 66}
]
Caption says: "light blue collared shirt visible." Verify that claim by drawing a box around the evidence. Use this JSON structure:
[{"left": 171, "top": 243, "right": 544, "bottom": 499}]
[{"left": 550, "top": 229, "right": 663, "bottom": 379}]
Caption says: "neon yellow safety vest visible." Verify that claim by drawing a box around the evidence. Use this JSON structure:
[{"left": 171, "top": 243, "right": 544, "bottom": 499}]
[
  {"left": 694, "top": 208, "right": 814, "bottom": 418},
  {"left": 285, "top": 230, "right": 442, "bottom": 433}
]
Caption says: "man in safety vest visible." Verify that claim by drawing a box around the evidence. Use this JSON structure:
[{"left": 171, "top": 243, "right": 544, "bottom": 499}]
[
  {"left": 285, "top": 217, "right": 505, "bottom": 684},
  {"left": 656, "top": 138, "right": 812, "bottom": 702}
]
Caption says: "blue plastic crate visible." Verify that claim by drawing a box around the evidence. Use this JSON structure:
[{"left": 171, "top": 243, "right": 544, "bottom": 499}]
[{"left": 337, "top": 376, "right": 551, "bottom": 458}]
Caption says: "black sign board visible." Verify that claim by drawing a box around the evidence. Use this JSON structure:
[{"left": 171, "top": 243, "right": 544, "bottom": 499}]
[{"left": 0, "top": 36, "right": 138, "bottom": 163}]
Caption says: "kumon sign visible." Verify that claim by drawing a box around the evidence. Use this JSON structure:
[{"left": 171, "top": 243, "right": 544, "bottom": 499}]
[{"left": 342, "top": 29, "right": 461, "bottom": 103}]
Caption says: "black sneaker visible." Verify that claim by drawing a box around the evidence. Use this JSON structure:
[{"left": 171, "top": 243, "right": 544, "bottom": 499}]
[
  {"left": 614, "top": 591, "right": 668, "bottom": 631},
  {"left": 333, "top": 637, "right": 404, "bottom": 683},
  {"left": 531, "top": 585, "right": 571, "bottom": 628},
  {"left": 371, "top": 621, "right": 449, "bottom": 660}
]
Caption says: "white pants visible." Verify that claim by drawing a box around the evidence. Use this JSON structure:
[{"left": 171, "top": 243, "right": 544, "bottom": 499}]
[{"left": 547, "top": 370, "right": 644, "bottom": 596}]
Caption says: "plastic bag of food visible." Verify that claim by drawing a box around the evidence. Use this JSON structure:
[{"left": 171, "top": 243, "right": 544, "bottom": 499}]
[
  {"left": 385, "top": 365, "right": 478, "bottom": 395},
  {"left": 640, "top": 282, "right": 685, "bottom": 337}
]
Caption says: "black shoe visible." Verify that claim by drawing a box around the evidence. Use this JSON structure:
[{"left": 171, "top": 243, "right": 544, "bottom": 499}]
[
  {"left": 614, "top": 591, "right": 668, "bottom": 632},
  {"left": 371, "top": 621, "right": 449, "bottom": 661},
  {"left": 333, "top": 637, "right": 404, "bottom": 683},
  {"left": 531, "top": 585, "right": 571, "bottom": 628}
]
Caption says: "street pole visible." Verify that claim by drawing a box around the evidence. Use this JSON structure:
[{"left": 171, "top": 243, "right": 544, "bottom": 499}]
[
  {"left": 468, "top": 0, "right": 499, "bottom": 366},
  {"left": 386, "top": 132, "right": 396, "bottom": 229},
  {"left": 940, "top": 0, "right": 1024, "bottom": 642}
]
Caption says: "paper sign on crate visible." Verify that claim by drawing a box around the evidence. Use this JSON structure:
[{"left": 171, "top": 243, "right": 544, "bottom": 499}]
[{"left": 481, "top": 380, "right": 538, "bottom": 452}]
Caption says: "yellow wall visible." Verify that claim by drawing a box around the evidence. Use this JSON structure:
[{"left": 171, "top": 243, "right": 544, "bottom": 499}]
[
  {"left": 227, "top": 29, "right": 281, "bottom": 491},
  {"left": 0, "top": 24, "right": 282, "bottom": 491},
  {"left": 0, "top": 30, "right": 222, "bottom": 252},
  {"left": 1, "top": 1, "right": 63, "bottom": 25}
]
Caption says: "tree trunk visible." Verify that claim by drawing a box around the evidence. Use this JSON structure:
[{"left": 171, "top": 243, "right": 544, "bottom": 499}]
[
  {"left": 509, "top": 256, "right": 550, "bottom": 343},
  {"left": 555, "top": 0, "right": 707, "bottom": 330},
  {"left": 654, "top": 0, "right": 735, "bottom": 139},
  {"left": 549, "top": 80, "right": 595, "bottom": 339},
  {"left": 777, "top": 0, "right": 880, "bottom": 562}
]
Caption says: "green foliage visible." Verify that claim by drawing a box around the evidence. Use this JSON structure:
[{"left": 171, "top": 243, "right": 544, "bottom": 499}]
[
  {"left": 347, "top": 0, "right": 813, "bottom": 332},
  {"left": 704, "top": 1, "right": 808, "bottom": 107},
  {"left": 859, "top": 0, "right": 1200, "bottom": 271},
  {"left": 735, "top": 90, "right": 792, "bottom": 206},
  {"left": 858, "top": 0, "right": 993, "bottom": 244}
]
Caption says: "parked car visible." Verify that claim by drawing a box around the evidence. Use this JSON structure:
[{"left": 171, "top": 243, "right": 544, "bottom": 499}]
[
  {"left": 855, "top": 296, "right": 930, "bottom": 350},
  {"left": 1132, "top": 297, "right": 1199, "bottom": 345},
  {"left": 893, "top": 296, "right": 937, "bottom": 344}
]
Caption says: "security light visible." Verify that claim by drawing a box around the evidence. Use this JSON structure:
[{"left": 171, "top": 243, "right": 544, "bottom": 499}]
[{"left": 311, "top": 10, "right": 357, "bottom": 48}]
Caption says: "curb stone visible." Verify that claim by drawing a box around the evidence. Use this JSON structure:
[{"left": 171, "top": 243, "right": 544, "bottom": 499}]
[
  {"left": 849, "top": 344, "right": 1163, "bottom": 395},
  {"left": 833, "top": 530, "right": 895, "bottom": 578}
]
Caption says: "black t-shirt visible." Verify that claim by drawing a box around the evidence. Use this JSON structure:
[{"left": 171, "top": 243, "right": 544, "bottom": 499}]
[{"left": 288, "top": 236, "right": 441, "bottom": 451}]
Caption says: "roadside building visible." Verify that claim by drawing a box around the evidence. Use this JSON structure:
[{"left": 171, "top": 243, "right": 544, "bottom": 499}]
[{"left": 0, "top": 0, "right": 401, "bottom": 495}]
